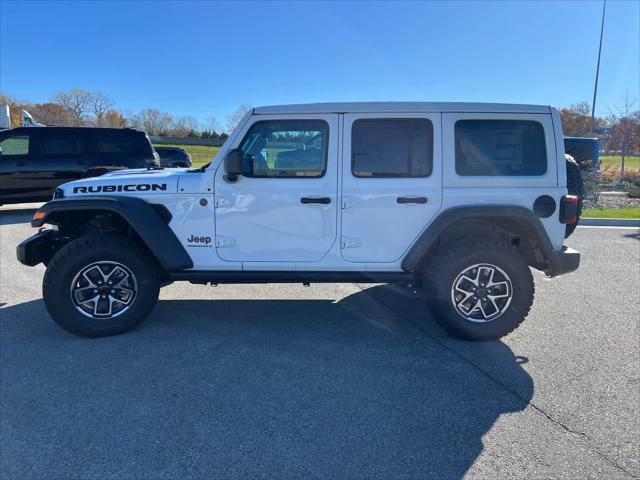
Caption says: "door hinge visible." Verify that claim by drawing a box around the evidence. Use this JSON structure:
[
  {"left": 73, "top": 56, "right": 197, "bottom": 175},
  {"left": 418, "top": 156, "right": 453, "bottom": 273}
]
[
  {"left": 341, "top": 236, "right": 361, "bottom": 249},
  {"left": 215, "top": 235, "right": 235, "bottom": 247}
]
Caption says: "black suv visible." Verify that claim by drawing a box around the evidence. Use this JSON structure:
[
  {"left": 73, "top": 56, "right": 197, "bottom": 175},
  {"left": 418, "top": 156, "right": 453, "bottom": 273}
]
[
  {"left": 154, "top": 146, "right": 192, "bottom": 168},
  {"left": 0, "top": 127, "right": 159, "bottom": 205}
]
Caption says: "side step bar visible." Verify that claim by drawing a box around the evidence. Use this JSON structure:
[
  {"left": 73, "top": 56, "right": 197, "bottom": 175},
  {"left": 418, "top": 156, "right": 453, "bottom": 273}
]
[{"left": 169, "top": 270, "right": 417, "bottom": 285}]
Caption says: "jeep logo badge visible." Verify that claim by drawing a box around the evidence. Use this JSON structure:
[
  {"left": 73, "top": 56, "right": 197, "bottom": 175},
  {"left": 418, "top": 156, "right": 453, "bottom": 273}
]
[{"left": 187, "top": 234, "right": 212, "bottom": 247}]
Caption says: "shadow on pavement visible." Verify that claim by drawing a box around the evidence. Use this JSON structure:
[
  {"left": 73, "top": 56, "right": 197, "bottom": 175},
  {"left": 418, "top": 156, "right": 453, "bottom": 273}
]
[
  {"left": 1, "top": 286, "right": 533, "bottom": 479},
  {"left": 0, "top": 208, "right": 37, "bottom": 226}
]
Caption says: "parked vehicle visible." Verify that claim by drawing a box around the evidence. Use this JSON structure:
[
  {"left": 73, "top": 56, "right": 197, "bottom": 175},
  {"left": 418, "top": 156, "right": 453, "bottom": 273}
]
[
  {"left": 17, "top": 102, "right": 581, "bottom": 341},
  {"left": 563, "top": 136, "right": 600, "bottom": 171},
  {"left": 0, "top": 127, "right": 159, "bottom": 204},
  {"left": 154, "top": 146, "right": 192, "bottom": 168}
]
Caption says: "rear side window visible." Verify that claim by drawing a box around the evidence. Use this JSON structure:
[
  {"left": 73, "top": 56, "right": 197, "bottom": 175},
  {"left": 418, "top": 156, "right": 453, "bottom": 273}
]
[
  {"left": 95, "top": 132, "right": 150, "bottom": 155},
  {"left": 0, "top": 134, "right": 30, "bottom": 155},
  {"left": 40, "top": 133, "right": 87, "bottom": 155},
  {"left": 352, "top": 118, "right": 433, "bottom": 177},
  {"left": 455, "top": 120, "right": 547, "bottom": 176}
]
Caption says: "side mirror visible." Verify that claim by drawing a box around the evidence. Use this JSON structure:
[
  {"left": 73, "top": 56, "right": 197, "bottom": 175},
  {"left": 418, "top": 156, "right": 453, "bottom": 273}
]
[{"left": 223, "top": 148, "right": 244, "bottom": 181}]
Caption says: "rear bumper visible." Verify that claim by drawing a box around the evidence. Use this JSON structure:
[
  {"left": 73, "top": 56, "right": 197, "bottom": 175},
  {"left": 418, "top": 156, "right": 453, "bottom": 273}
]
[
  {"left": 16, "top": 229, "right": 59, "bottom": 266},
  {"left": 545, "top": 246, "right": 580, "bottom": 277}
]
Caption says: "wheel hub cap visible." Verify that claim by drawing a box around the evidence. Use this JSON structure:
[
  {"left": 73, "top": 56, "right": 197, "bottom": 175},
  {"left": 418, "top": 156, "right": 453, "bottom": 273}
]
[
  {"left": 450, "top": 263, "right": 513, "bottom": 323},
  {"left": 70, "top": 261, "right": 137, "bottom": 319}
]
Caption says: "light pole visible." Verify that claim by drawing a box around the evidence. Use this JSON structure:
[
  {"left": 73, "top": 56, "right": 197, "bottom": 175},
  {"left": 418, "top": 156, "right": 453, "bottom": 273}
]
[{"left": 590, "top": 0, "right": 606, "bottom": 133}]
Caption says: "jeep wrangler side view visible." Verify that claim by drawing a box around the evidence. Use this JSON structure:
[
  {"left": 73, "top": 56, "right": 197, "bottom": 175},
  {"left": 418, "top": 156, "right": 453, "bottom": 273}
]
[{"left": 17, "top": 102, "right": 582, "bottom": 340}]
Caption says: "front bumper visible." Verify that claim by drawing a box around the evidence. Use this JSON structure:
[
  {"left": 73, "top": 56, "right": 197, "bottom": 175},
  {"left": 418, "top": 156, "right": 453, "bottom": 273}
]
[
  {"left": 544, "top": 246, "right": 580, "bottom": 277},
  {"left": 16, "top": 229, "right": 59, "bottom": 266}
]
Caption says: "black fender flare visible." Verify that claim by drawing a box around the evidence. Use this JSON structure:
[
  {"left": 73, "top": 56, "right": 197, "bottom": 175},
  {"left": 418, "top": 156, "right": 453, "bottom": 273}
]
[
  {"left": 401, "top": 205, "right": 556, "bottom": 272},
  {"left": 32, "top": 196, "right": 193, "bottom": 271}
]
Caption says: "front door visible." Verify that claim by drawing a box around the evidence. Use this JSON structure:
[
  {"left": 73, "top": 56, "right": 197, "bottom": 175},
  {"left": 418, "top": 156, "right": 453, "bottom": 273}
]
[
  {"left": 214, "top": 114, "right": 339, "bottom": 263},
  {"left": 341, "top": 113, "right": 442, "bottom": 263}
]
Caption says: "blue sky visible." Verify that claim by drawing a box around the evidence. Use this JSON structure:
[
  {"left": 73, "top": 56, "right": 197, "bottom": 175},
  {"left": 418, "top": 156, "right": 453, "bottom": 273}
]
[{"left": 1, "top": 0, "right": 638, "bottom": 126}]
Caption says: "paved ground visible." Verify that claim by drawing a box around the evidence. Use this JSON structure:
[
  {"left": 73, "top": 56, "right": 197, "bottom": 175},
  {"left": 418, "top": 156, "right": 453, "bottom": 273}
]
[{"left": 1, "top": 204, "right": 638, "bottom": 479}]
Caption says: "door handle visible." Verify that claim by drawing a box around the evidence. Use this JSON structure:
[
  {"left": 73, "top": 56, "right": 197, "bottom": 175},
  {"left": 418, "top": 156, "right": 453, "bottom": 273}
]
[
  {"left": 397, "top": 196, "right": 428, "bottom": 204},
  {"left": 301, "top": 197, "right": 331, "bottom": 204},
  {"left": 16, "top": 161, "right": 26, "bottom": 167}
]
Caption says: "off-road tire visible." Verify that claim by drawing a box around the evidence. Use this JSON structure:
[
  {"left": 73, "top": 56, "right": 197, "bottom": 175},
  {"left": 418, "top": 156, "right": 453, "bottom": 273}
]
[
  {"left": 424, "top": 238, "right": 534, "bottom": 341},
  {"left": 565, "top": 154, "right": 584, "bottom": 238},
  {"left": 43, "top": 234, "right": 160, "bottom": 338}
]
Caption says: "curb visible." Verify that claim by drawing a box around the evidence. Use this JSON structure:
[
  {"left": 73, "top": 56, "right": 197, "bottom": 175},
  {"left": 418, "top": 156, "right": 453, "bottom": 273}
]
[{"left": 579, "top": 218, "right": 640, "bottom": 227}]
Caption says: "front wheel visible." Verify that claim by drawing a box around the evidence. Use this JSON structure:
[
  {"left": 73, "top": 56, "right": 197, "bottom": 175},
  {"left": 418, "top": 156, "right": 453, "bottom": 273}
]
[
  {"left": 43, "top": 235, "right": 160, "bottom": 338},
  {"left": 424, "top": 239, "right": 535, "bottom": 341}
]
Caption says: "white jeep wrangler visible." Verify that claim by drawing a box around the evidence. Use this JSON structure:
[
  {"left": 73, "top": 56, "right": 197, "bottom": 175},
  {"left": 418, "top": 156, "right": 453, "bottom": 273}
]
[{"left": 17, "top": 102, "right": 582, "bottom": 340}]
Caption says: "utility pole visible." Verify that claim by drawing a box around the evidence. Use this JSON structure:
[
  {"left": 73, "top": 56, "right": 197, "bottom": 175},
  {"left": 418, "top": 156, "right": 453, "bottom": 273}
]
[{"left": 590, "top": 0, "right": 606, "bottom": 133}]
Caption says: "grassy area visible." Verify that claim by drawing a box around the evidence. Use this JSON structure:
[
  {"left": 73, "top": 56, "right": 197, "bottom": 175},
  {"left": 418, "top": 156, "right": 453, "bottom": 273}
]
[
  {"left": 154, "top": 144, "right": 220, "bottom": 167},
  {"left": 600, "top": 155, "right": 640, "bottom": 171},
  {"left": 582, "top": 208, "right": 640, "bottom": 219}
]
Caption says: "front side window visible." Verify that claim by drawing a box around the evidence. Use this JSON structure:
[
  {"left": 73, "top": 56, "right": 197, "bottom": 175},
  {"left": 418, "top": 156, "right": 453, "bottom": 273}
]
[
  {"left": 239, "top": 120, "right": 328, "bottom": 177},
  {"left": 0, "top": 134, "right": 30, "bottom": 156},
  {"left": 351, "top": 118, "right": 433, "bottom": 178},
  {"left": 455, "top": 120, "right": 547, "bottom": 176}
]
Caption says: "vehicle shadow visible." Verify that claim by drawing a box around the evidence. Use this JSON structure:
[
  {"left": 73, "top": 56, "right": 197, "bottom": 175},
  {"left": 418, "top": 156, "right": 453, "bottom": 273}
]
[
  {"left": 0, "top": 208, "right": 37, "bottom": 226},
  {"left": 624, "top": 231, "right": 640, "bottom": 241},
  {"left": 1, "top": 285, "right": 533, "bottom": 479}
]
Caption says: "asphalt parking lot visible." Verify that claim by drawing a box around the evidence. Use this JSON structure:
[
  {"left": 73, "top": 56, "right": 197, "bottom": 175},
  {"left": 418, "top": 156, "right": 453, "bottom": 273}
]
[{"left": 1, "top": 204, "right": 638, "bottom": 479}]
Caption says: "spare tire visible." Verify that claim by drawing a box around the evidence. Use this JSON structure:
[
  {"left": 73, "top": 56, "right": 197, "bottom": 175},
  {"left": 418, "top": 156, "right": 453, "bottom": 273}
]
[{"left": 565, "top": 154, "right": 584, "bottom": 238}]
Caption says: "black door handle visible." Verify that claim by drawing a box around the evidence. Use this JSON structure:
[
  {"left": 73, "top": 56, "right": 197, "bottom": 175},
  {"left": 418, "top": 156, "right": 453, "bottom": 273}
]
[
  {"left": 397, "top": 196, "right": 428, "bottom": 204},
  {"left": 16, "top": 161, "right": 26, "bottom": 167},
  {"left": 301, "top": 197, "right": 331, "bottom": 204}
]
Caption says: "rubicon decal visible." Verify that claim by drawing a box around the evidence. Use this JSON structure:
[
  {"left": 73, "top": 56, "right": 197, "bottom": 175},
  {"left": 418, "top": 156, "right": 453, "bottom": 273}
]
[{"left": 72, "top": 184, "right": 168, "bottom": 193}]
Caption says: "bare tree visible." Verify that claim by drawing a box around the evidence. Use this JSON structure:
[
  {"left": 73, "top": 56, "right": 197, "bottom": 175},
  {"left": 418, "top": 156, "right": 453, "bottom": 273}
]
[
  {"left": 29, "top": 102, "right": 73, "bottom": 126},
  {"left": 104, "top": 109, "right": 128, "bottom": 128},
  {"left": 52, "top": 88, "right": 93, "bottom": 126},
  {"left": 91, "top": 92, "right": 115, "bottom": 127},
  {"left": 129, "top": 108, "right": 173, "bottom": 136},
  {"left": 169, "top": 115, "right": 200, "bottom": 137},
  {"left": 202, "top": 116, "right": 222, "bottom": 135},
  {"left": 226, "top": 104, "right": 252, "bottom": 133},
  {"left": 607, "top": 91, "right": 640, "bottom": 180}
]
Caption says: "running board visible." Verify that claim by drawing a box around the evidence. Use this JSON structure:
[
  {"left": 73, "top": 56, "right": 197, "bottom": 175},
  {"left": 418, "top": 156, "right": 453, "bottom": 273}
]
[{"left": 169, "top": 270, "right": 417, "bottom": 285}]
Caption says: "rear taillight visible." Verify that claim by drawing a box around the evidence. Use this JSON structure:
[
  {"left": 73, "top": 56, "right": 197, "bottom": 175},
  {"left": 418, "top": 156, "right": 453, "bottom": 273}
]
[{"left": 560, "top": 195, "right": 579, "bottom": 224}]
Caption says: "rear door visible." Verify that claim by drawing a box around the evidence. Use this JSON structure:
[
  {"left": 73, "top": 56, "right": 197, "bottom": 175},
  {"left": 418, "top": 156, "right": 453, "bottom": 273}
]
[
  {"left": 214, "top": 114, "right": 339, "bottom": 263},
  {"left": 341, "top": 113, "right": 442, "bottom": 263},
  {"left": 34, "top": 128, "right": 91, "bottom": 188}
]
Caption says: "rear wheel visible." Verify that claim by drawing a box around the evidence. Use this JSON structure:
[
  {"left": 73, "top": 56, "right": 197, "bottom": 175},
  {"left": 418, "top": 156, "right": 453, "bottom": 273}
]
[
  {"left": 424, "top": 239, "right": 534, "bottom": 341},
  {"left": 43, "top": 235, "right": 160, "bottom": 338},
  {"left": 565, "top": 154, "right": 584, "bottom": 238}
]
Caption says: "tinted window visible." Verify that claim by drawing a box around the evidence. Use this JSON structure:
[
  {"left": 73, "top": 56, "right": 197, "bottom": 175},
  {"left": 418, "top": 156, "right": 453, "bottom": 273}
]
[
  {"left": 352, "top": 118, "right": 433, "bottom": 177},
  {"left": 239, "top": 120, "right": 328, "bottom": 177},
  {"left": 40, "top": 133, "right": 87, "bottom": 155},
  {"left": 96, "top": 132, "right": 147, "bottom": 154},
  {"left": 0, "top": 134, "right": 29, "bottom": 155},
  {"left": 455, "top": 120, "right": 547, "bottom": 176}
]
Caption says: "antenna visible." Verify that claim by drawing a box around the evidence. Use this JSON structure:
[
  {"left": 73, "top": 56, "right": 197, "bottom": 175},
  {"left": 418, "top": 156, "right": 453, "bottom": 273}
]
[{"left": 590, "top": 0, "right": 606, "bottom": 133}]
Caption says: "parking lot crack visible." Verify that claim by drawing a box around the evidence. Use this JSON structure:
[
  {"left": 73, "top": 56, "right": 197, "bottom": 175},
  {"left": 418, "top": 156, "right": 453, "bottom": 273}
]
[{"left": 354, "top": 284, "right": 639, "bottom": 479}]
